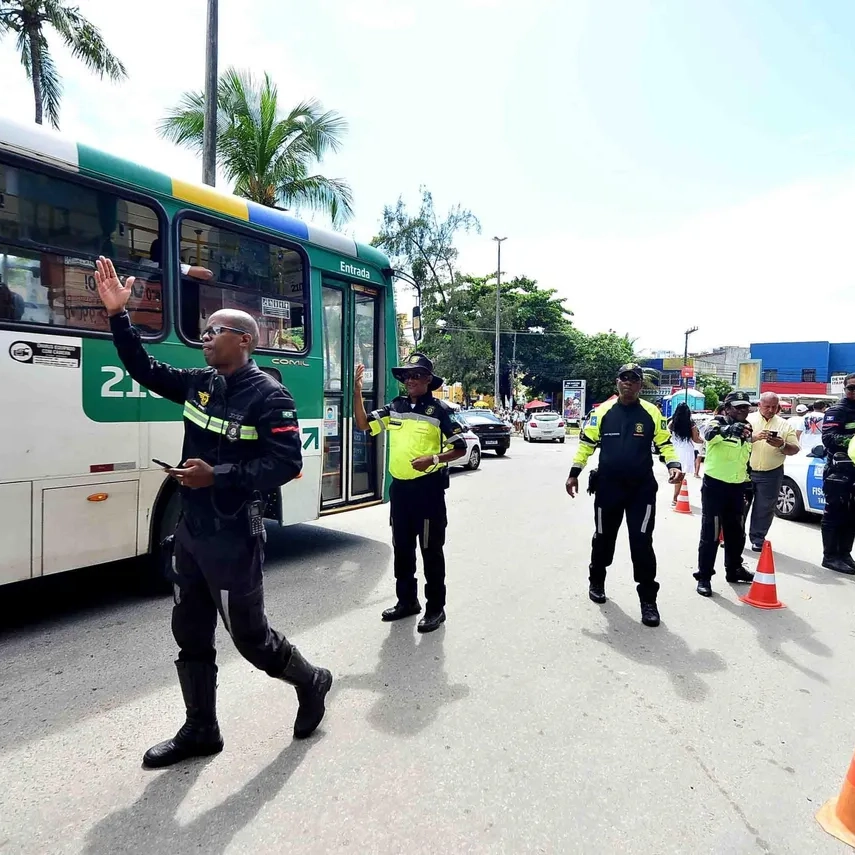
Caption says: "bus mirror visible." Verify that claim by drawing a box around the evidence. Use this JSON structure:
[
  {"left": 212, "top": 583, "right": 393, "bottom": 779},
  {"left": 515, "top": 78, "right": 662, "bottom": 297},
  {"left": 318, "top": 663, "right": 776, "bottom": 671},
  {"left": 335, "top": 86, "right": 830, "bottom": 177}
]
[{"left": 412, "top": 305, "right": 421, "bottom": 342}]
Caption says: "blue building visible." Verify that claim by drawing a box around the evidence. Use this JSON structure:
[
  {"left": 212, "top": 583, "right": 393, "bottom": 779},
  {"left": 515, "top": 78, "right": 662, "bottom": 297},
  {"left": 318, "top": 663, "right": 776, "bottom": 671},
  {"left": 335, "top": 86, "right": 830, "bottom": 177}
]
[{"left": 749, "top": 341, "right": 855, "bottom": 396}]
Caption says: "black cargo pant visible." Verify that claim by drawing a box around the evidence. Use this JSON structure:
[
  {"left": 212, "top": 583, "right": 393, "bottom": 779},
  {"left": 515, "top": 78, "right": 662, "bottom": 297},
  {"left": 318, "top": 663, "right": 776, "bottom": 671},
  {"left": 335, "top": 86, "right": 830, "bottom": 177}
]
[
  {"left": 589, "top": 474, "right": 659, "bottom": 602},
  {"left": 821, "top": 463, "right": 855, "bottom": 559},
  {"left": 170, "top": 518, "right": 292, "bottom": 677},
  {"left": 697, "top": 475, "right": 746, "bottom": 579},
  {"left": 390, "top": 475, "right": 447, "bottom": 612}
]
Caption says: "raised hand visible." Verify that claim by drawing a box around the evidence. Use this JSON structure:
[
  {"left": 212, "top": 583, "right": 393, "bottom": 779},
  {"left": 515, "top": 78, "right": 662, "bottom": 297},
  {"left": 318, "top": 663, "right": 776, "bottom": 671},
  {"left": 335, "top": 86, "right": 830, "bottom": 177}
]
[
  {"left": 94, "top": 256, "right": 134, "bottom": 317},
  {"left": 355, "top": 363, "right": 365, "bottom": 394}
]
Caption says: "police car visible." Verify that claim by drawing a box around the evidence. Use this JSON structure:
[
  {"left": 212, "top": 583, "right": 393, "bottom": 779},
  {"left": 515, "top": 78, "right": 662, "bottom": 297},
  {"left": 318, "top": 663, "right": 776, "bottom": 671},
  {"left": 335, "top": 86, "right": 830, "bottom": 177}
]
[
  {"left": 776, "top": 447, "right": 826, "bottom": 520},
  {"left": 449, "top": 415, "right": 482, "bottom": 471}
]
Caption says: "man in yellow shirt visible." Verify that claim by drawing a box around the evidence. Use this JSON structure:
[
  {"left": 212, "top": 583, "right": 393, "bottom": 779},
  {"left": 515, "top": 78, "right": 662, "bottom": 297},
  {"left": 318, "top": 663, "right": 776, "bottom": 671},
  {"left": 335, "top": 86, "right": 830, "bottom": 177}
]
[{"left": 746, "top": 392, "right": 799, "bottom": 551}]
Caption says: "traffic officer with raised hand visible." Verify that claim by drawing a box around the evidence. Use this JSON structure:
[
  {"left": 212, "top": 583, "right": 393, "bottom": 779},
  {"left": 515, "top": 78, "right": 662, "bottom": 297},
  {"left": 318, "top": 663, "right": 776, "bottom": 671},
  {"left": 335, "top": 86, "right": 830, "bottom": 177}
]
[
  {"left": 565, "top": 363, "right": 683, "bottom": 628},
  {"left": 94, "top": 257, "right": 332, "bottom": 769},
  {"left": 694, "top": 391, "right": 756, "bottom": 596},
  {"left": 354, "top": 353, "right": 466, "bottom": 632},
  {"left": 820, "top": 373, "right": 855, "bottom": 575}
]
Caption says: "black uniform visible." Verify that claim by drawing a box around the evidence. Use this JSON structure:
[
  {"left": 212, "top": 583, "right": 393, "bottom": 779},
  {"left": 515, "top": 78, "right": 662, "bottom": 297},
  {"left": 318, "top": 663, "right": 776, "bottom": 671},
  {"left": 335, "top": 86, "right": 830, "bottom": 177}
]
[
  {"left": 820, "top": 396, "right": 855, "bottom": 568},
  {"left": 110, "top": 311, "right": 302, "bottom": 676},
  {"left": 569, "top": 397, "right": 680, "bottom": 604}
]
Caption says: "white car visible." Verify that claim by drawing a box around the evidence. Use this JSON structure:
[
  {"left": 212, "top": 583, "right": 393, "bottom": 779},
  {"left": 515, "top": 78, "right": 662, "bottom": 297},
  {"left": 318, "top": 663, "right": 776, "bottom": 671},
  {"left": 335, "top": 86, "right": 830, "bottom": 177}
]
[
  {"left": 524, "top": 411, "right": 566, "bottom": 443},
  {"left": 449, "top": 415, "right": 482, "bottom": 470},
  {"left": 776, "top": 448, "right": 826, "bottom": 520}
]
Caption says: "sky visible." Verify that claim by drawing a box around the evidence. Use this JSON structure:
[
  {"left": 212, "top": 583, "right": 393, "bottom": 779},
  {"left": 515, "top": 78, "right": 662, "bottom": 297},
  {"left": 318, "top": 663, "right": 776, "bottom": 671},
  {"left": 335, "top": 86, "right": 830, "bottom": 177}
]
[{"left": 3, "top": 0, "right": 855, "bottom": 352}]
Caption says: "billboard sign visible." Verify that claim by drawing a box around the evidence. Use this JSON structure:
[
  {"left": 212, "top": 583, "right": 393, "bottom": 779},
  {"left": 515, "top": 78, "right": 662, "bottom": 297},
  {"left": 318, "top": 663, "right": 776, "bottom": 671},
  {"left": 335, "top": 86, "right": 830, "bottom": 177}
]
[
  {"left": 562, "top": 380, "right": 586, "bottom": 424},
  {"left": 735, "top": 359, "right": 762, "bottom": 399}
]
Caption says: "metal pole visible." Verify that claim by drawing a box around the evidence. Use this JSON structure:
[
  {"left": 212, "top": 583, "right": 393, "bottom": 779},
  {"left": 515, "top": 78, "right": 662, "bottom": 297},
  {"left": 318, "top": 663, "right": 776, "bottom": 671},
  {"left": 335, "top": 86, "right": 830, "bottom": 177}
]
[
  {"left": 493, "top": 236, "right": 506, "bottom": 407},
  {"left": 202, "top": 0, "right": 218, "bottom": 186},
  {"left": 511, "top": 331, "right": 517, "bottom": 407},
  {"left": 683, "top": 325, "right": 698, "bottom": 406}
]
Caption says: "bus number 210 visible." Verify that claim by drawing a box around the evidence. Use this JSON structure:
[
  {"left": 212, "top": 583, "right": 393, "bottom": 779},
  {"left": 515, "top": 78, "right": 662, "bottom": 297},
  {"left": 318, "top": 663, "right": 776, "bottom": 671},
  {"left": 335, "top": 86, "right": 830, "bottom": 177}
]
[{"left": 100, "top": 366, "right": 163, "bottom": 399}]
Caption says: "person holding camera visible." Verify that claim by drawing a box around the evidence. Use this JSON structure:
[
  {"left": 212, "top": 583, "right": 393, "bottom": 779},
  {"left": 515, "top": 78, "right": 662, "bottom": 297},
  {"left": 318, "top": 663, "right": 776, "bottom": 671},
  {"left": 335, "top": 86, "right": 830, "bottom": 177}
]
[
  {"left": 694, "top": 391, "right": 757, "bottom": 596},
  {"left": 820, "top": 374, "right": 855, "bottom": 575},
  {"left": 565, "top": 363, "right": 683, "bottom": 628},
  {"left": 94, "top": 257, "right": 332, "bottom": 768},
  {"left": 744, "top": 392, "right": 799, "bottom": 551}
]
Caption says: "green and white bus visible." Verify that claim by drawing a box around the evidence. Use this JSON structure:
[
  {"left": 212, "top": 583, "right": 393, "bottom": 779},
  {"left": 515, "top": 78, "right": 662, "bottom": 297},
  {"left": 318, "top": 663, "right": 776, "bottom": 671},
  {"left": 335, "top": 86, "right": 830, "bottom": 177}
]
[{"left": 0, "top": 117, "right": 397, "bottom": 587}]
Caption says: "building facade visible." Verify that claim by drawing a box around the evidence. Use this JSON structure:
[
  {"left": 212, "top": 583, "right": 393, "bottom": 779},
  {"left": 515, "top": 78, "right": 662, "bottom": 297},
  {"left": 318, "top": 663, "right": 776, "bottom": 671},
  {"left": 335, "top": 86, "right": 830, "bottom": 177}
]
[{"left": 750, "top": 341, "right": 855, "bottom": 396}]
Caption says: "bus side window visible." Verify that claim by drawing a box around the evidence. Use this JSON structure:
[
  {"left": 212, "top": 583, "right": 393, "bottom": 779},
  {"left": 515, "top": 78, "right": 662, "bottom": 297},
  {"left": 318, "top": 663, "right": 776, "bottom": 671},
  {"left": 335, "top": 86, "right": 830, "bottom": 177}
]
[
  {"left": 176, "top": 215, "right": 308, "bottom": 354},
  {"left": 0, "top": 159, "right": 164, "bottom": 335}
]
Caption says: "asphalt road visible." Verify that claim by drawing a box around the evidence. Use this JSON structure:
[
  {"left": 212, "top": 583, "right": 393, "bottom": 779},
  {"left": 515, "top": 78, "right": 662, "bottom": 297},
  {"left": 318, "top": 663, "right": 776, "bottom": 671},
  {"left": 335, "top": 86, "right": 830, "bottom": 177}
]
[{"left": 1, "top": 436, "right": 854, "bottom": 855}]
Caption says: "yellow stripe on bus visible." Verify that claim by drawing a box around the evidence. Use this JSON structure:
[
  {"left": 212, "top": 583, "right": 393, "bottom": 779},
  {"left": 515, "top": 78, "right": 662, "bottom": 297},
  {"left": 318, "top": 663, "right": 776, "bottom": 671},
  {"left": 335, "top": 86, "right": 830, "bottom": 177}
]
[{"left": 172, "top": 179, "right": 249, "bottom": 221}]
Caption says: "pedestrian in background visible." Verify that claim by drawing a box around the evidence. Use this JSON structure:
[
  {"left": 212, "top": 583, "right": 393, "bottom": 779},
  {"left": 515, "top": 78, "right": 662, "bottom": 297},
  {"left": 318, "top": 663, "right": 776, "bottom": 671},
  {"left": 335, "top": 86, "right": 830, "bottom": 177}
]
[
  {"left": 565, "top": 363, "right": 683, "bottom": 628},
  {"left": 745, "top": 392, "right": 799, "bottom": 552},
  {"left": 787, "top": 404, "right": 808, "bottom": 443},
  {"left": 694, "top": 391, "right": 756, "bottom": 596},
  {"left": 802, "top": 400, "right": 828, "bottom": 452},
  {"left": 668, "top": 402, "right": 702, "bottom": 503}
]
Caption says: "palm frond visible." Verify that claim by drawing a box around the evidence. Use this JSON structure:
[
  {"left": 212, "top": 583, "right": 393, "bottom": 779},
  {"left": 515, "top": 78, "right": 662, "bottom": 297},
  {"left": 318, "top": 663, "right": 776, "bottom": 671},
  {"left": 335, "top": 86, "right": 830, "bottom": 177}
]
[
  {"left": 42, "top": 0, "right": 126, "bottom": 80},
  {"left": 278, "top": 175, "right": 354, "bottom": 228},
  {"left": 157, "top": 90, "right": 206, "bottom": 151},
  {"left": 37, "top": 35, "right": 62, "bottom": 128}
]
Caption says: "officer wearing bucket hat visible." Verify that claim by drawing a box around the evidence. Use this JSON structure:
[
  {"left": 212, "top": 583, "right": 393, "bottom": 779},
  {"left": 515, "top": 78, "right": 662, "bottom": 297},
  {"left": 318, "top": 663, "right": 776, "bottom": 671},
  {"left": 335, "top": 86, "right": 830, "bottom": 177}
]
[{"left": 354, "top": 353, "right": 467, "bottom": 632}]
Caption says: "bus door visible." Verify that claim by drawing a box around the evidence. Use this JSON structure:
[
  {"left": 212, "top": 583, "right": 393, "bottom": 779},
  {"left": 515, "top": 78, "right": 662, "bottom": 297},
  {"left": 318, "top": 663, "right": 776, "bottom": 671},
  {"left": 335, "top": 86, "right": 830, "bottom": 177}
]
[{"left": 320, "top": 281, "right": 383, "bottom": 511}]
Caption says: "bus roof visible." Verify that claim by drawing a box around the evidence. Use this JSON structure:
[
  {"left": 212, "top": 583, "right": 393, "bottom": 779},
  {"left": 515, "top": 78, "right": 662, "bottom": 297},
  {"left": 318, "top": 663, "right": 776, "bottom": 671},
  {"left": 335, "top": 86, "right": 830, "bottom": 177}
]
[{"left": 0, "top": 116, "right": 390, "bottom": 271}]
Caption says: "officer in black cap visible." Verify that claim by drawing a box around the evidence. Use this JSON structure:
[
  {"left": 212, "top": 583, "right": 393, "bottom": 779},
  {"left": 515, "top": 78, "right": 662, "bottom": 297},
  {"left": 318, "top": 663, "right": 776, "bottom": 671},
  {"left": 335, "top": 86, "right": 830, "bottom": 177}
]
[
  {"left": 566, "top": 363, "right": 683, "bottom": 627},
  {"left": 820, "top": 373, "right": 855, "bottom": 575},
  {"left": 354, "top": 353, "right": 466, "bottom": 632},
  {"left": 694, "top": 390, "right": 756, "bottom": 596}
]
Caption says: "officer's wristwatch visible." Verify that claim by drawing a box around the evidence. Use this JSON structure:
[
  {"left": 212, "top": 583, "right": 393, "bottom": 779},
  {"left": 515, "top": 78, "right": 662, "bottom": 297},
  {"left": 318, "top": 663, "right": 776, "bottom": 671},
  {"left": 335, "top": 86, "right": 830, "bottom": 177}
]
[{"left": 432, "top": 454, "right": 440, "bottom": 466}]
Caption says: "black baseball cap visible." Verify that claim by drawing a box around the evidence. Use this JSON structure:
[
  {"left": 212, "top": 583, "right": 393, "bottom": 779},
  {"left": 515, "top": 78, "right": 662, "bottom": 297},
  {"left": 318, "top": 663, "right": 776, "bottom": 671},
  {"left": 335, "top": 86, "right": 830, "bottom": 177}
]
[
  {"left": 617, "top": 363, "right": 643, "bottom": 380},
  {"left": 724, "top": 391, "right": 751, "bottom": 407}
]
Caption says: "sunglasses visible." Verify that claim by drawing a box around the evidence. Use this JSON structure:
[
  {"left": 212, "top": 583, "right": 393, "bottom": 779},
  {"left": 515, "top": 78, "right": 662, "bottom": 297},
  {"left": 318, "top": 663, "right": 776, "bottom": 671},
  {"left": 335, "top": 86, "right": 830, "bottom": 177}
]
[
  {"left": 402, "top": 371, "right": 430, "bottom": 381},
  {"left": 200, "top": 324, "right": 248, "bottom": 340},
  {"left": 618, "top": 374, "right": 642, "bottom": 382},
  {"left": 846, "top": 385, "right": 855, "bottom": 392}
]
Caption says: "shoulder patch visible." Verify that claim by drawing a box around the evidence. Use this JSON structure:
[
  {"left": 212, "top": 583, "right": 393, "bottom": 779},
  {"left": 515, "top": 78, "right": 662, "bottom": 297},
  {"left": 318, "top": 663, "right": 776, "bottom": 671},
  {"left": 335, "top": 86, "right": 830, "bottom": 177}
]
[
  {"left": 425, "top": 405, "right": 436, "bottom": 415},
  {"left": 282, "top": 410, "right": 296, "bottom": 419},
  {"left": 660, "top": 419, "right": 667, "bottom": 430},
  {"left": 590, "top": 416, "right": 598, "bottom": 426},
  {"left": 197, "top": 391, "right": 210, "bottom": 407}
]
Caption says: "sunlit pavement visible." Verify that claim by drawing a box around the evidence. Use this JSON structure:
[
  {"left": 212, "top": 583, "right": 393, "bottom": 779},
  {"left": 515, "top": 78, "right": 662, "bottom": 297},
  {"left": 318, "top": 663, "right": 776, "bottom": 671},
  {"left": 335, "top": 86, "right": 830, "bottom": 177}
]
[{"left": 1, "top": 438, "right": 853, "bottom": 854}]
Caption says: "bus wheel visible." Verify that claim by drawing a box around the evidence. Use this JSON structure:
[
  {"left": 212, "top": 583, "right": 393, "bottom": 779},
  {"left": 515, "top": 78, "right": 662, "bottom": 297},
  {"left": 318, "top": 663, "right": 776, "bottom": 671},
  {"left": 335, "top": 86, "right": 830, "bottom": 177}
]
[{"left": 145, "top": 489, "right": 181, "bottom": 594}]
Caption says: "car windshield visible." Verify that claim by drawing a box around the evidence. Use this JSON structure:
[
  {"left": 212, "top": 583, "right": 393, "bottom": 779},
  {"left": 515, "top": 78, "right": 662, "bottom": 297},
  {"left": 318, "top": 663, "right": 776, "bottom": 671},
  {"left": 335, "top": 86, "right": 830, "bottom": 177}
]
[
  {"left": 462, "top": 412, "right": 503, "bottom": 425},
  {"left": 533, "top": 413, "right": 559, "bottom": 421}
]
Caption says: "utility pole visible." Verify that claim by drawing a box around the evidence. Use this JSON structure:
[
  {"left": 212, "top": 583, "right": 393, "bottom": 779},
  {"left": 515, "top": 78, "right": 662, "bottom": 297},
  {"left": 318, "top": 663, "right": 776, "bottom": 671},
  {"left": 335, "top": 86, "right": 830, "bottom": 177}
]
[
  {"left": 683, "top": 325, "right": 698, "bottom": 405},
  {"left": 511, "top": 330, "right": 518, "bottom": 407},
  {"left": 202, "top": 0, "right": 218, "bottom": 186},
  {"left": 493, "top": 236, "right": 507, "bottom": 407}
]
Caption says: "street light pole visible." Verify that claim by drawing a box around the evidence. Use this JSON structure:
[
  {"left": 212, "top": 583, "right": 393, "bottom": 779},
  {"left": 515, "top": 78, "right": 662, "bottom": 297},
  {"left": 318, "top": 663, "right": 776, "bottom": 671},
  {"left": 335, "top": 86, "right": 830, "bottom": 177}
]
[
  {"left": 202, "top": 0, "right": 219, "bottom": 186},
  {"left": 683, "top": 325, "right": 698, "bottom": 405},
  {"left": 493, "top": 236, "right": 507, "bottom": 407}
]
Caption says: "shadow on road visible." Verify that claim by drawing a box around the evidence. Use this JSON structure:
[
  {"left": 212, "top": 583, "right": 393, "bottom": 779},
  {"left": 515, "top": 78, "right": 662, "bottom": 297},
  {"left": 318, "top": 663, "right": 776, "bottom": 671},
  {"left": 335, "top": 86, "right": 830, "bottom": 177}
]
[
  {"left": 333, "top": 621, "right": 469, "bottom": 736},
  {"left": 712, "top": 594, "right": 831, "bottom": 683},
  {"left": 769, "top": 549, "right": 855, "bottom": 588},
  {"left": 81, "top": 738, "right": 314, "bottom": 855},
  {"left": 581, "top": 601, "right": 727, "bottom": 702},
  {"left": 0, "top": 525, "right": 389, "bottom": 753}
]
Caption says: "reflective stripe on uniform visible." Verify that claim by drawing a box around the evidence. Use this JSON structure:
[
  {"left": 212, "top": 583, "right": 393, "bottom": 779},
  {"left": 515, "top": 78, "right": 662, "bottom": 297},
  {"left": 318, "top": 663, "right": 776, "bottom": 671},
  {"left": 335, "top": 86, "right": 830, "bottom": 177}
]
[{"left": 183, "top": 401, "right": 259, "bottom": 440}]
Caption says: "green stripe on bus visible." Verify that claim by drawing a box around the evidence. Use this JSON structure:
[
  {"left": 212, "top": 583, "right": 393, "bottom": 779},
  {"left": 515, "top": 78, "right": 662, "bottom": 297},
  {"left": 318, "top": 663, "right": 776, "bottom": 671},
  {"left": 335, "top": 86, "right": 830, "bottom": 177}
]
[{"left": 77, "top": 143, "right": 173, "bottom": 196}]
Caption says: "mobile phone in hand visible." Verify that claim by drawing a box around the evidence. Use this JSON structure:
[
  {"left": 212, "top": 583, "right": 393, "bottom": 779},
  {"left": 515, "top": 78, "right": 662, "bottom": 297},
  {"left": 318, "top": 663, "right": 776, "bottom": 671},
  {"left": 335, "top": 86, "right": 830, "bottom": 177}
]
[
  {"left": 152, "top": 458, "right": 176, "bottom": 470},
  {"left": 768, "top": 430, "right": 778, "bottom": 438}
]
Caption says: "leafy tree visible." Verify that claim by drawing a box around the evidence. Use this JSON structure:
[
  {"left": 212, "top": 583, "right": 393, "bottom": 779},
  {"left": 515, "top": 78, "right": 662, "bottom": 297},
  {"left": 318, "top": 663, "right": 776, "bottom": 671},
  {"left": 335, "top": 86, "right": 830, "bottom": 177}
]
[
  {"left": 703, "top": 387, "right": 720, "bottom": 410},
  {"left": 697, "top": 373, "right": 733, "bottom": 403},
  {"left": 0, "top": 0, "right": 126, "bottom": 128},
  {"left": 372, "top": 188, "right": 480, "bottom": 307},
  {"left": 159, "top": 67, "right": 353, "bottom": 227},
  {"left": 571, "top": 331, "right": 636, "bottom": 404}
]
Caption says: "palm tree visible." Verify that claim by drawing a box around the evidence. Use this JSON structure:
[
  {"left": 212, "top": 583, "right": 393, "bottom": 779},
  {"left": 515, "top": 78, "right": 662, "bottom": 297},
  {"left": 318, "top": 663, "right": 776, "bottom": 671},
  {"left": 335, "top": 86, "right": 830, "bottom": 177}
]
[
  {"left": 0, "top": 0, "right": 126, "bottom": 128},
  {"left": 159, "top": 67, "right": 353, "bottom": 228}
]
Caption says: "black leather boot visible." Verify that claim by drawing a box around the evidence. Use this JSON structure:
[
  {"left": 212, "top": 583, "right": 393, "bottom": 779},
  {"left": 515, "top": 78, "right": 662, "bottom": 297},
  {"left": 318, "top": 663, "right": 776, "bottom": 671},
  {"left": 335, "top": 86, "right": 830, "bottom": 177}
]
[
  {"left": 838, "top": 528, "right": 855, "bottom": 570},
  {"left": 281, "top": 647, "right": 333, "bottom": 739},
  {"left": 821, "top": 525, "right": 853, "bottom": 573},
  {"left": 142, "top": 661, "right": 224, "bottom": 768}
]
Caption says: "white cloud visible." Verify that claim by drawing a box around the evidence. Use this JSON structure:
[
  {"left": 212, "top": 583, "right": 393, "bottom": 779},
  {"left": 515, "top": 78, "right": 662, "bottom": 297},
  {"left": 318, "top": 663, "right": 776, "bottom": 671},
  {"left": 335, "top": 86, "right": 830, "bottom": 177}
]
[{"left": 457, "top": 172, "right": 855, "bottom": 350}]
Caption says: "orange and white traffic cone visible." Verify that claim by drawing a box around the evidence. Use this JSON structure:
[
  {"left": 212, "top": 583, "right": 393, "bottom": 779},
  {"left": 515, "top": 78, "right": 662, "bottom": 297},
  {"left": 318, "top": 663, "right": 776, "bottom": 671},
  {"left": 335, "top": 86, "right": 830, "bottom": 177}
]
[
  {"left": 674, "top": 480, "right": 692, "bottom": 515},
  {"left": 817, "top": 750, "right": 855, "bottom": 847},
  {"left": 739, "top": 541, "right": 785, "bottom": 610}
]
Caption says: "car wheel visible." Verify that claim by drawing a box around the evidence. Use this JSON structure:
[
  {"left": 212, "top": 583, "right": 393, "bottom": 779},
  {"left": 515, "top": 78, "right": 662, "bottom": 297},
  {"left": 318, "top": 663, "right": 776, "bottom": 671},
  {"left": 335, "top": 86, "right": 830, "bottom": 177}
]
[
  {"left": 559, "top": 438, "right": 565, "bottom": 444},
  {"left": 523, "top": 432, "right": 529, "bottom": 442},
  {"left": 145, "top": 487, "right": 181, "bottom": 594},
  {"left": 466, "top": 446, "right": 481, "bottom": 470},
  {"left": 776, "top": 477, "right": 805, "bottom": 520},
  {"left": 495, "top": 447, "right": 507, "bottom": 457}
]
